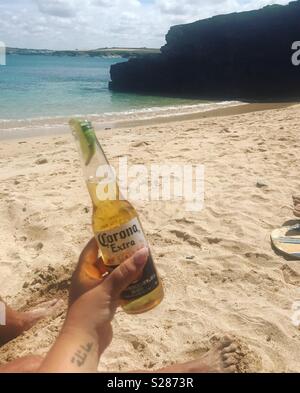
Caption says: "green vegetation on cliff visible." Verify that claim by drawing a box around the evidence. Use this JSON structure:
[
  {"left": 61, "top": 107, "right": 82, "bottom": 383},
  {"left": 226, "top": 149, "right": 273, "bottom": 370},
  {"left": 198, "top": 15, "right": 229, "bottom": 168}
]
[{"left": 6, "top": 47, "right": 160, "bottom": 59}]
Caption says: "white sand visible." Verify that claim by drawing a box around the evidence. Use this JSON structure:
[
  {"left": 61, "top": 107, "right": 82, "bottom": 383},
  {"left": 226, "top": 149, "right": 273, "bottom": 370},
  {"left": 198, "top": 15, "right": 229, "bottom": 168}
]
[{"left": 0, "top": 103, "right": 300, "bottom": 372}]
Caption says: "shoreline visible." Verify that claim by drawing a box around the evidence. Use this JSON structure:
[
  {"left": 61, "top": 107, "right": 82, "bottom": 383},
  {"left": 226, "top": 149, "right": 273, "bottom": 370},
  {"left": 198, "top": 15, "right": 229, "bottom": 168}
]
[
  {"left": 112, "top": 102, "right": 295, "bottom": 129},
  {"left": 0, "top": 102, "right": 295, "bottom": 141}
]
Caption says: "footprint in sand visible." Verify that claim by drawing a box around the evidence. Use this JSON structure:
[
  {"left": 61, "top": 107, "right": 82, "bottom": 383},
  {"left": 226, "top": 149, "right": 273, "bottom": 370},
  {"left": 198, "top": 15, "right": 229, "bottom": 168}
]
[
  {"left": 205, "top": 237, "right": 222, "bottom": 245},
  {"left": 169, "top": 229, "right": 202, "bottom": 249},
  {"left": 281, "top": 264, "right": 300, "bottom": 286},
  {"left": 175, "top": 218, "right": 195, "bottom": 225},
  {"left": 244, "top": 252, "right": 274, "bottom": 267},
  {"left": 131, "top": 339, "right": 147, "bottom": 352},
  {"left": 132, "top": 141, "right": 150, "bottom": 148},
  {"left": 35, "top": 158, "right": 48, "bottom": 165},
  {"left": 205, "top": 206, "right": 226, "bottom": 218},
  {"left": 251, "top": 194, "right": 269, "bottom": 202},
  {"left": 23, "top": 264, "right": 73, "bottom": 296}
]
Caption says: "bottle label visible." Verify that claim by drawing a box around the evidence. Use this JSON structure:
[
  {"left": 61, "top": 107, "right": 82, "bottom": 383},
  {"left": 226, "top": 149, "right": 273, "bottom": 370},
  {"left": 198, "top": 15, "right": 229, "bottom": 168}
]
[{"left": 95, "top": 218, "right": 159, "bottom": 300}]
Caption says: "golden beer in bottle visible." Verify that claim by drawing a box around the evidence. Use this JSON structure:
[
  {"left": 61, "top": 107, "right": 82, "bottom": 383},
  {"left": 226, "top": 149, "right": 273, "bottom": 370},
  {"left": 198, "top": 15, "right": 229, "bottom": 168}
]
[{"left": 70, "top": 119, "right": 164, "bottom": 314}]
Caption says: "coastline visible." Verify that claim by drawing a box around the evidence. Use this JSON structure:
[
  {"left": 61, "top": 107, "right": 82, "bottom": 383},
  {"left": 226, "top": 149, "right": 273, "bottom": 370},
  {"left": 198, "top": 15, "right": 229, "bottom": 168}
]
[
  {"left": 0, "top": 101, "right": 295, "bottom": 140},
  {"left": 113, "top": 102, "right": 295, "bottom": 130},
  {"left": 1, "top": 103, "right": 300, "bottom": 371}
]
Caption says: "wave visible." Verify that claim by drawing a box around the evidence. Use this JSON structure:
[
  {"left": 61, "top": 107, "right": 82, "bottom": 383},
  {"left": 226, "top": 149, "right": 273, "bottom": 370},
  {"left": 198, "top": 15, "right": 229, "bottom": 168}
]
[
  {"left": 0, "top": 100, "right": 244, "bottom": 133},
  {"left": 100, "top": 101, "right": 243, "bottom": 120}
]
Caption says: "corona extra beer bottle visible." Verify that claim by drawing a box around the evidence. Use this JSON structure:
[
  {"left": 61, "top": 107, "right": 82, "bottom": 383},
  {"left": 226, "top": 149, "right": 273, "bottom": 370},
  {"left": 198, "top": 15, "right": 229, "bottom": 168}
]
[{"left": 70, "top": 119, "right": 164, "bottom": 314}]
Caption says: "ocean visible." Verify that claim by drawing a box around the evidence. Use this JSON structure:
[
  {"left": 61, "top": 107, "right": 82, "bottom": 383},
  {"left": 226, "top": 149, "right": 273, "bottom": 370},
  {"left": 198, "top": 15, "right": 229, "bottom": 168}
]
[{"left": 0, "top": 54, "right": 240, "bottom": 123}]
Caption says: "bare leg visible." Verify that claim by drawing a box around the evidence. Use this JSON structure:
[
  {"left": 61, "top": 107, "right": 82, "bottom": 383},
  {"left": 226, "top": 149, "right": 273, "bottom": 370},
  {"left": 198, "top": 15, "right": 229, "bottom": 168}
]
[
  {"left": 1, "top": 338, "right": 240, "bottom": 373},
  {"left": 0, "top": 241, "right": 94, "bottom": 372},
  {"left": 132, "top": 337, "right": 241, "bottom": 373},
  {"left": 158, "top": 337, "right": 240, "bottom": 373},
  {"left": 0, "top": 356, "right": 44, "bottom": 373},
  {"left": 0, "top": 297, "right": 64, "bottom": 346},
  {"left": 0, "top": 235, "right": 93, "bottom": 374}
]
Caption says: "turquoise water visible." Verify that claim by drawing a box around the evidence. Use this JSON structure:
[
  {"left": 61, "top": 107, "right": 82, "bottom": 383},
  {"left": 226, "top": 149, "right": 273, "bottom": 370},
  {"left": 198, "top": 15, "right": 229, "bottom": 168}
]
[{"left": 0, "top": 55, "right": 202, "bottom": 120}]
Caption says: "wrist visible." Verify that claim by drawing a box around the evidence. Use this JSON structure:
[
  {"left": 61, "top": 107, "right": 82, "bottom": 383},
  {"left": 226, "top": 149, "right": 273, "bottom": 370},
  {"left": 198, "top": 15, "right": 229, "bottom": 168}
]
[
  {"left": 38, "top": 324, "right": 101, "bottom": 372},
  {"left": 61, "top": 322, "right": 99, "bottom": 344},
  {"left": 62, "top": 318, "right": 112, "bottom": 355}
]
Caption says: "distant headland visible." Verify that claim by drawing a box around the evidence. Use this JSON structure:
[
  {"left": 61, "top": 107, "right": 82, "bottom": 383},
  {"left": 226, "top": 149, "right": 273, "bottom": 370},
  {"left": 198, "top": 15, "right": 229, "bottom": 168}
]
[{"left": 6, "top": 47, "right": 160, "bottom": 59}]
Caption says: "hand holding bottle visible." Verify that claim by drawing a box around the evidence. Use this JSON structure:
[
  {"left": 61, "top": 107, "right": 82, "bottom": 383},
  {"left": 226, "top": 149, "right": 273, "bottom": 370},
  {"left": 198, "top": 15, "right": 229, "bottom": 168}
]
[
  {"left": 67, "top": 239, "right": 149, "bottom": 337},
  {"left": 38, "top": 239, "right": 149, "bottom": 372}
]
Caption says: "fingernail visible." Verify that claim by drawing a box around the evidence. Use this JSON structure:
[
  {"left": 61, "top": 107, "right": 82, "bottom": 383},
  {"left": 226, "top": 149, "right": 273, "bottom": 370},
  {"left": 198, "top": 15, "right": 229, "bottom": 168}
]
[{"left": 133, "top": 247, "right": 149, "bottom": 267}]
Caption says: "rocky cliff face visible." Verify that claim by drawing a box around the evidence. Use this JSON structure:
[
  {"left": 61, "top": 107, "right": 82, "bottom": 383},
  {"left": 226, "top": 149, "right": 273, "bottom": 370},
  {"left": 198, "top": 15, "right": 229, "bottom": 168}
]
[{"left": 109, "top": 1, "right": 300, "bottom": 100}]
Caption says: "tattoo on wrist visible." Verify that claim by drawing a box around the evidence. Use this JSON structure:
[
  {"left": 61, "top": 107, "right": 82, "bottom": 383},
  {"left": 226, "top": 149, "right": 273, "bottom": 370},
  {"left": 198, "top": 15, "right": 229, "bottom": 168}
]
[{"left": 71, "top": 342, "right": 93, "bottom": 367}]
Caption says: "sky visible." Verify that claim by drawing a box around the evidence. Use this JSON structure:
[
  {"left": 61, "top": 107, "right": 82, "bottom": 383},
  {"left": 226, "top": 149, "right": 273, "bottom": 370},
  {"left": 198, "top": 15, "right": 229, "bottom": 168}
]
[{"left": 0, "top": 0, "right": 292, "bottom": 50}]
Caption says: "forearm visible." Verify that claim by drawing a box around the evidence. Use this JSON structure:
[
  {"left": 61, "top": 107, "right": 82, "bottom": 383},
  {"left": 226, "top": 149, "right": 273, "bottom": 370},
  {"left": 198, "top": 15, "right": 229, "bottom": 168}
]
[{"left": 38, "top": 325, "right": 101, "bottom": 373}]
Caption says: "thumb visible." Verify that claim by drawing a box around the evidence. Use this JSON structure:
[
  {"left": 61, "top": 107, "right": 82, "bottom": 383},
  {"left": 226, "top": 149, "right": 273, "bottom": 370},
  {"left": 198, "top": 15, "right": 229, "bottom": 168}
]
[{"left": 102, "top": 247, "right": 149, "bottom": 298}]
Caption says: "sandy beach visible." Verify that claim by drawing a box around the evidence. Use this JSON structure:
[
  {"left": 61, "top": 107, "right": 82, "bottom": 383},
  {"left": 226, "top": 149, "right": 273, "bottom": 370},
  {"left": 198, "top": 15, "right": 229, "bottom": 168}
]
[{"left": 0, "top": 103, "right": 300, "bottom": 372}]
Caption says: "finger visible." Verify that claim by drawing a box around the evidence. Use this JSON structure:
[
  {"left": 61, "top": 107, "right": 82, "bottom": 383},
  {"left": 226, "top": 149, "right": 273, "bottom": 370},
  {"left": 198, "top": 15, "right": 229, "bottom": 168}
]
[
  {"left": 102, "top": 247, "right": 149, "bottom": 298},
  {"left": 78, "top": 238, "right": 108, "bottom": 281},
  {"left": 79, "top": 238, "right": 99, "bottom": 269},
  {"left": 77, "top": 238, "right": 102, "bottom": 281},
  {"left": 69, "top": 238, "right": 103, "bottom": 306}
]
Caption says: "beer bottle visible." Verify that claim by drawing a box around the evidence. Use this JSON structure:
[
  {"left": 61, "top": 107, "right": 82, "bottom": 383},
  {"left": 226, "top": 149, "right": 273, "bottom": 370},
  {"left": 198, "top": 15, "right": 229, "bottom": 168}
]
[{"left": 69, "top": 119, "right": 164, "bottom": 314}]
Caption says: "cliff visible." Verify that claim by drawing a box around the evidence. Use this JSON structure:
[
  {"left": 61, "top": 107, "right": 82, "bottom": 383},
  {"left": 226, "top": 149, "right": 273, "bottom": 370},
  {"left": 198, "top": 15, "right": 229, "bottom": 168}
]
[{"left": 109, "top": 1, "right": 300, "bottom": 100}]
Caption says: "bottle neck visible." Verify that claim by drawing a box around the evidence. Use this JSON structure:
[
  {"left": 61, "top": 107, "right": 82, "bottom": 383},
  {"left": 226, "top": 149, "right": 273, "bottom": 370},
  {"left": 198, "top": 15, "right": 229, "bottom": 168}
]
[
  {"left": 73, "top": 124, "right": 114, "bottom": 181},
  {"left": 71, "top": 120, "right": 120, "bottom": 203},
  {"left": 85, "top": 140, "right": 113, "bottom": 182}
]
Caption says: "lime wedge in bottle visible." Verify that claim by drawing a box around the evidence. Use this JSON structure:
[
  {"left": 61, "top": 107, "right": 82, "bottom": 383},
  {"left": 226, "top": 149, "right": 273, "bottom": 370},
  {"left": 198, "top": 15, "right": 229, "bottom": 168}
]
[{"left": 69, "top": 119, "right": 96, "bottom": 165}]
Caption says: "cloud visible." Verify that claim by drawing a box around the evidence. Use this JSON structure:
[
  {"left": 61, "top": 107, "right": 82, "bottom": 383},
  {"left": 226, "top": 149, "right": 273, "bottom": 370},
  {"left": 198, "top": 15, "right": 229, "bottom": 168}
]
[
  {"left": 0, "top": 0, "right": 292, "bottom": 50},
  {"left": 156, "top": 0, "right": 200, "bottom": 15},
  {"left": 92, "top": 0, "right": 140, "bottom": 9},
  {"left": 35, "top": 0, "right": 77, "bottom": 18},
  {"left": 91, "top": 0, "right": 114, "bottom": 7},
  {"left": 155, "top": 0, "right": 289, "bottom": 20}
]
